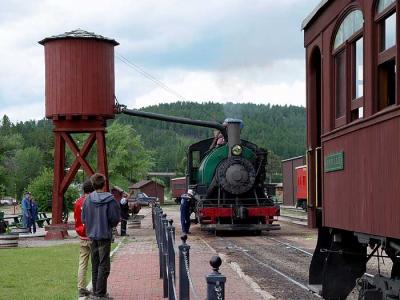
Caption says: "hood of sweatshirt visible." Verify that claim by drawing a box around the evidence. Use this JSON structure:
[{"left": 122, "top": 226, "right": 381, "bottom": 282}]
[{"left": 89, "top": 191, "right": 114, "bottom": 206}]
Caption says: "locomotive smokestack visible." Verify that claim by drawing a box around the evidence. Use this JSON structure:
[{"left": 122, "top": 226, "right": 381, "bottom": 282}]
[{"left": 226, "top": 119, "right": 242, "bottom": 156}]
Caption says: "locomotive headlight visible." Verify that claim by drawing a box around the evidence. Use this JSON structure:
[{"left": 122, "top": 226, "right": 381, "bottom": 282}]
[{"left": 232, "top": 144, "right": 243, "bottom": 156}]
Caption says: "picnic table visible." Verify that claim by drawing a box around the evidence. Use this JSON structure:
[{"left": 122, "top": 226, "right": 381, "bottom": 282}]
[{"left": 0, "top": 212, "right": 51, "bottom": 228}]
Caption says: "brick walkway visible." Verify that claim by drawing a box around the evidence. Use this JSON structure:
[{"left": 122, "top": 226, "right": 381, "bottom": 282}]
[{"left": 107, "top": 206, "right": 263, "bottom": 300}]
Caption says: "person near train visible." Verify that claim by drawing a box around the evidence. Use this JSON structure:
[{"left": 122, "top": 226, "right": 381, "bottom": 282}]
[
  {"left": 29, "top": 198, "right": 38, "bottom": 234},
  {"left": 21, "top": 191, "right": 32, "bottom": 229},
  {"left": 111, "top": 186, "right": 129, "bottom": 236},
  {"left": 74, "top": 179, "right": 95, "bottom": 298},
  {"left": 180, "top": 189, "right": 194, "bottom": 234},
  {"left": 82, "top": 173, "right": 120, "bottom": 299}
]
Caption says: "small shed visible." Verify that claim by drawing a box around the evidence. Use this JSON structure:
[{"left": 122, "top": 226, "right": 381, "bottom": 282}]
[{"left": 129, "top": 180, "right": 165, "bottom": 204}]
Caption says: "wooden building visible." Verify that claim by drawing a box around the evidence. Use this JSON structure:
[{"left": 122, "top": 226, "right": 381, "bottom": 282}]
[
  {"left": 281, "top": 156, "right": 305, "bottom": 206},
  {"left": 129, "top": 180, "right": 165, "bottom": 204}
]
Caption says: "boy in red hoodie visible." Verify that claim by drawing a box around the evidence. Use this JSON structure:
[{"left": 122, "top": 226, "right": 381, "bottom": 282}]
[{"left": 74, "top": 180, "right": 95, "bottom": 297}]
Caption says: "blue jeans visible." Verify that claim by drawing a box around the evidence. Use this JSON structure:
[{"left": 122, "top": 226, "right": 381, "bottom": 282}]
[{"left": 91, "top": 239, "right": 111, "bottom": 297}]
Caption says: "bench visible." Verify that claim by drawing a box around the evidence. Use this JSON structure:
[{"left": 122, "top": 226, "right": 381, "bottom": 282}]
[
  {"left": 36, "top": 212, "right": 52, "bottom": 228},
  {"left": 1, "top": 215, "right": 22, "bottom": 227}
]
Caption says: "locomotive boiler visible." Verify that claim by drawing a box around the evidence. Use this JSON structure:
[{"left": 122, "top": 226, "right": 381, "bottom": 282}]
[{"left": 119, "top": 105, "right": 280, "bottom": 233}]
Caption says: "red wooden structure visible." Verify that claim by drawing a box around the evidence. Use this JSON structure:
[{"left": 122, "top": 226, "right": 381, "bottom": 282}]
[
  {"left": 129, "top": 180, "right": 165, "bottom": 204},
  {"left": 39, "top": 29, "right": 119, "bottom": 239},
  {"left": 304, "top": 1, "right": 400, "bottom": 297},
  {"left": 295, "top": 165, "right": 307, "bottom": 208},
  {"left": 303, "top": 0, "right": 400, "bottom": 236},
  {"left": 170, "top": 177, "right": 187, "bottom": 200},
  {"left": 281, "top": 156, "right": 305, "bottom": 206}
]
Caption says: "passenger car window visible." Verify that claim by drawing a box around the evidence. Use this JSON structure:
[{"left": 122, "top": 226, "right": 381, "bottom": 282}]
[
  {"left": 332, "top": 9, "right": 364, "bottom": 126},
  {"left": 376, "top": 0, "right": 397, "bottom": 111}
]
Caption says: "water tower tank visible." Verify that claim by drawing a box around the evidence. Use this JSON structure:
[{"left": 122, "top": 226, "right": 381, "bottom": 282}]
[{"left": 39, "top": 29, "right": 119, "bottom": 119}]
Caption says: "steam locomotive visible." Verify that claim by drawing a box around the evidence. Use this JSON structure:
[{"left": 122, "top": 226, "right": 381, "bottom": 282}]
[
  {"left": 119, "top": 106, "right": 280, "bottom": 232},
  {"left": 186, "top": 119, "right": 280, "bottom": 232}
]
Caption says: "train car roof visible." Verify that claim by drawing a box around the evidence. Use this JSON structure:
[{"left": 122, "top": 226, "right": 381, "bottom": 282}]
[
  {"left": 171, "top": 177, "right": 186, "bottom": 181},
  {"left": 301, "top": 0, "right": 330, "bottom": 30}
]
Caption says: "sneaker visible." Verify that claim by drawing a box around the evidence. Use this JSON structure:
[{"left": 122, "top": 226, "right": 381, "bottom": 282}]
[
  {"left": 92, "top": 295, "right": 113, "bottom": 300},
  {"left": 78, "top": 288, "right": 91, "bottom": 297},
  {"left": 89, "top": 293, "right": 113, "bottom": 300}
]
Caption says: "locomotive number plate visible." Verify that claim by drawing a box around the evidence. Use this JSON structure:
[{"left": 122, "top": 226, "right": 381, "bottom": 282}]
[{"left": 324, "top": 152, "right": 344, "bottom": 172}]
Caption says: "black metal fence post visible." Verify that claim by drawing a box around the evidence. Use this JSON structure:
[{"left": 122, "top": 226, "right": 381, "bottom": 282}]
[
  {"left": 155, "top": 206, "right": 161, "bottom": 247},
  {"left": 206, "top": 256, "right": 226, "bottom": 300},
  {"left": 158, "top": 210, "right": 164, "bottom": 279},
  {"left": 152, "top": 202, "right": 156, "bottom": 229},
  {"left": 171, "top": 220, "right": 176, "bottom": 241},
  {"left": 179, "top": 235, "right": 190, "bottom": 300},
  {"left": 162, "top": 215, "right": 169, "bottom": 298},
  {"left": 167, "top": 220, "right": 176, "bottom": 300}
]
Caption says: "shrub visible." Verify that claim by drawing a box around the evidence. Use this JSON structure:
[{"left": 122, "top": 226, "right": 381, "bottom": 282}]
[{"left": 27, "top": 168, "right": 79, "bottom": 212}]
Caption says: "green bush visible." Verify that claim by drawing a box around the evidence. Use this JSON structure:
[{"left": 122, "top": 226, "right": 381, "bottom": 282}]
[{"left": 27, "top": 168, "right": 79, "bottom": 212}]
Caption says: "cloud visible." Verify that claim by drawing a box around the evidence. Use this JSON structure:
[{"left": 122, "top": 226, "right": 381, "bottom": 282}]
[
  {"left": 0, "top": 0, "right": 319, "bottom": 122},
  {"left": 127, "top": 59, "right": 306, "bottom": 110},
  {"left": 0, "top": 100, "right": 44, "bottom": 123}
]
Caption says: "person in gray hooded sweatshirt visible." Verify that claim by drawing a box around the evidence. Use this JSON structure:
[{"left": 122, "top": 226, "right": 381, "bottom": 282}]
[{"left": 82, "top": 173, "right": 120, "bottom": 300}]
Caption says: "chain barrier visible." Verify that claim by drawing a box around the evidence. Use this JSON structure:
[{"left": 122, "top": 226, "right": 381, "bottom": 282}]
[
  {"left": 214, "top": 282, "right": 223, "bottom": 300},
  {"left": 152, "top": 203, "right": 226, "bottom": 300},
  {"left": 182, "top": 249, "right": 201, "bottom": 300}
]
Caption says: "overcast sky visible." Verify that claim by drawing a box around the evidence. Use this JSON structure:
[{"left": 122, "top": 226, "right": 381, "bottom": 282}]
[{"left": 0, "top": 0, "right": 320, "bottom": 122}]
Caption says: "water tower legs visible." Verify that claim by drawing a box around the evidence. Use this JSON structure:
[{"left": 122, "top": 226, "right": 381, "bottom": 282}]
[{"left": 45, "top": 119, "right": 109, "bottom": 240}]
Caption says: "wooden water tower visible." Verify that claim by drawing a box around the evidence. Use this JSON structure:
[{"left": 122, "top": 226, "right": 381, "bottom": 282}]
[{"left": 39, "top": 29, "right": 119, "bottom": 239}]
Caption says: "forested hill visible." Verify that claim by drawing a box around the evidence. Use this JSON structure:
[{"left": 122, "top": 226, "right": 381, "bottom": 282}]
[
  {"left": 0, "top": 102, "right": 304, "bottom": 200},
  {"left": 115, "top": 102, "right": 306, "bottom": 174}
]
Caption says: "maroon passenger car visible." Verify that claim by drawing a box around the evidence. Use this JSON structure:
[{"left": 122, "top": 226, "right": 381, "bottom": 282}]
[{"left": 303, "top": 1, "right": 400, "bottom": 298}]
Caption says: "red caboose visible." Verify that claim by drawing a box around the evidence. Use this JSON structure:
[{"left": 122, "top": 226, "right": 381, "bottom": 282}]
[{"left": 295, "top": 165, "right": 307, "bottom": 210}]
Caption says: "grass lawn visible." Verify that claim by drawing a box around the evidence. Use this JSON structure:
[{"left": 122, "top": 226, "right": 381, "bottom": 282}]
[{"left": 0, "top": 242, "right": 118, "bottom": 300}]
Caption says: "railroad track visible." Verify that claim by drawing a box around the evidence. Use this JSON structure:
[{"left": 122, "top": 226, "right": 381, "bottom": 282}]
[
  {"left": 278, "top": 215, "right": 308, "bottom": 226},
  {"left": 264, "top": 237, "right": 313, "bottom": 257},
  {"left": 219, "top": 237, "right": 321, "bottom": 299},
  {"left": 201, "top": 226, "right": 378, "bottom": 299},
  {"left": 263, "top": 236, "right": 380, "bottom": 297},
  {"left": 279, "top": 206, "right": 308, "bottom": 226}
]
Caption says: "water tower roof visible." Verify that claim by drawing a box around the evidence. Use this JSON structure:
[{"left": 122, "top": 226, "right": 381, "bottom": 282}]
[{"left": 39, "top": 29, "right": 119, "bottom": 46}]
